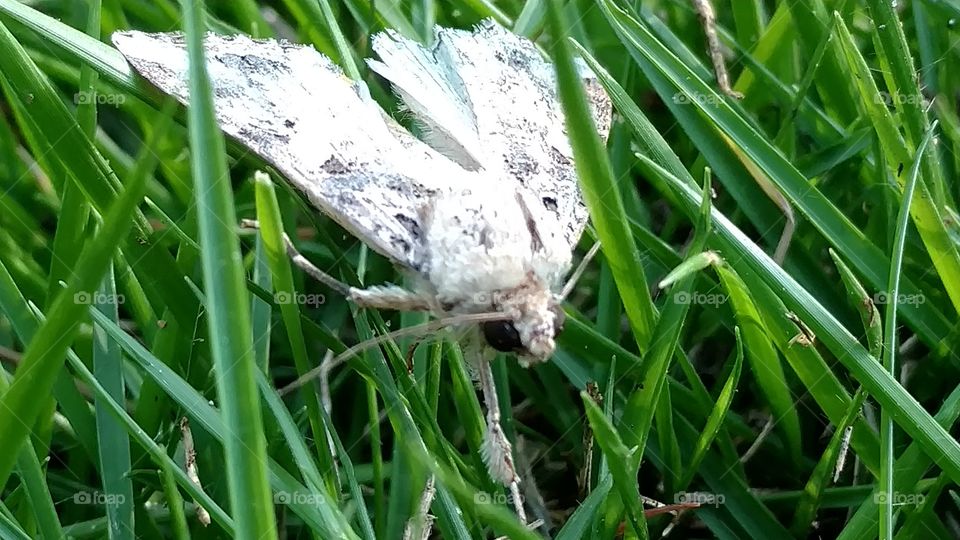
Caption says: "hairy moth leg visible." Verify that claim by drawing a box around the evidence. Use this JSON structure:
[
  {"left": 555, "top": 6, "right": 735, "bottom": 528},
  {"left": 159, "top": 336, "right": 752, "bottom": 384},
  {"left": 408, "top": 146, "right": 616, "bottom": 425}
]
[
  {"left": 476, "top": 355, "right": 527, "bottom": 523},
  {"left": 240, "top": 219, "right": 434, "bottom": 311}
]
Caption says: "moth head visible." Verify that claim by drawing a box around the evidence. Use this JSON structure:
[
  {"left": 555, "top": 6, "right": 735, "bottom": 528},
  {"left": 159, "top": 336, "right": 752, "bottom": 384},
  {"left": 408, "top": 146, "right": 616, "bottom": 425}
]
[{"left": 480, "top": 287, "right": 564, "bottom": 365}]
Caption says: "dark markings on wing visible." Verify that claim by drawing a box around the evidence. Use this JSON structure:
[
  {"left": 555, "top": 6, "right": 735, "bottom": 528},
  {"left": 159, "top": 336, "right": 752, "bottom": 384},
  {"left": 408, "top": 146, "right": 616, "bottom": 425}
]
[
  {"left": 368, "top": 20, "right": 613, "bottom": 252},
  {"left": 112, "top": 31, "right": 474, "bottom": 272}
]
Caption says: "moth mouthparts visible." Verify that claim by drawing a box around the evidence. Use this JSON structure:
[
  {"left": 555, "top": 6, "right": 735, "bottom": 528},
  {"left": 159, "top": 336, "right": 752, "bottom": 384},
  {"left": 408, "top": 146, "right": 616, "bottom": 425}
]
[{"left": 526, "top": 335, "right": 555, "bottom": 361}]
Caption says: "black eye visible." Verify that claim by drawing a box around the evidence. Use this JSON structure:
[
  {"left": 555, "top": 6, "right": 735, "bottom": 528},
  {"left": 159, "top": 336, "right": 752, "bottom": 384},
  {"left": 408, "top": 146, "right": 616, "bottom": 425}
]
[
  {"left": 481, "top": 320, "right": 523, "bottom": 352},
  {"left": 552, "top": 306, "right": 566, "bottom": 335}
]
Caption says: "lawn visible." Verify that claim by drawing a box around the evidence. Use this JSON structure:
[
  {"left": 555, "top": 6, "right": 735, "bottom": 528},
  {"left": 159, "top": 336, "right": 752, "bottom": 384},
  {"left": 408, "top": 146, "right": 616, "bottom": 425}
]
[{"left": 0, "top": 0, "right": 958, "bottom": 538}]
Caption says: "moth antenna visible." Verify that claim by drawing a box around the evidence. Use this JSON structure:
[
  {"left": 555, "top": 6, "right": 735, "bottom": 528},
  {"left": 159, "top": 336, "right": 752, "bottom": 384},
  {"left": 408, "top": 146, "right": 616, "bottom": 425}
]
[
  {"left": 279, "top": 311, "right": 509, "bottom": 396},
  {"left": 558, "top": 241, "right": 601, "bottom": 301}
]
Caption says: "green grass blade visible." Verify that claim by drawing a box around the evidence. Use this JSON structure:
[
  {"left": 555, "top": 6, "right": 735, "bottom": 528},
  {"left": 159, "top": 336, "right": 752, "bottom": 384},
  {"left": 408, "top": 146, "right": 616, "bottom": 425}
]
[
  {"left": 317, "top": 406, "right": 376, "bottom": 540},
  {"left": 0, "top": 260, "right": 233, "bottom": 534},
  {"left": 313, "top": 0, "right": 362, "bottom": 80},
  {"left": 554, "top": 475, "right": 612, "bottom": 540},
  {"left": 0, "top": 502, "right": 30, "bottom": 540},
  {"left": 581, "top": 392, "right": 646, "bottom": 538},
  {"left": 86, "top": 307, "right": 357, "bottom": 537},
  {"left": 158, "top": 468, "right": 190, "bottom": 540},
  {"left": 715, "top": 263, "right": 803, "bottom": 463},
  {"left": 834, "top": 13, "right": 960, "bottom": 318},
  {"left": 866, "top": 0, "right": 948, "bottom": 205},
  {"left": 0, "top": 0, "right": 134, "bottom": 88},
  {"left": 878, "top": 123, "right": 936, "bottom": 539},
  {"left": 648, "top": 155, "right": 960, "bottom": 486},
  {"left": 546, "top": 0, "right": 656, "bottom": 353},
  {"left": 252, "top": 172, "right": 338, "bottom": 497},
  {"left": 677, "top": 328, "right": 743, "bottom": 491},
  {"left": 830, "top": 249, "right": 884, "bottom": 357},
  {"left": 93, "top": 268, "right": 136, "bottom": 540},
  {"left": 0, "top": 92, "right": 151, "bottom": 496},
  {"left": 790, "top": 388, "right": 867, "bottom": 536},
  {"left": 0, "top": 10, "right": 122, "bottom": 217},
  {"left": 600, "top": 0, "right": 951, "bottom": 349},
  {"left": 179, "top": 2, "right": 276, "bottom": 537}
]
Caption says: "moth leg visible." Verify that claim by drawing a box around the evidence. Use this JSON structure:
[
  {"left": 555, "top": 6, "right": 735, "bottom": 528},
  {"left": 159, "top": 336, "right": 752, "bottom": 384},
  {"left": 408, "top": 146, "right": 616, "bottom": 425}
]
[
  {"left": 240, "top": 219, "right": 433, "bottom": 311},
  {"left": 476, "top": 355, "right": 527, "bottom": 524},
  {"left": 240, "top": 219, "right": 352, "bottom": 296},
  {"left": 691, "top": 0, "right": 743, "bottom": 99},
  {"left": 348, "top": 285, "right": 434, "bottom": 312}
]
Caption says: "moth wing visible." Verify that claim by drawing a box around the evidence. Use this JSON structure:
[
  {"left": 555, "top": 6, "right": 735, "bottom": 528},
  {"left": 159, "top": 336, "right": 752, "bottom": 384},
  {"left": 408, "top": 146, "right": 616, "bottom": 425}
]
[
  {"left": 112, "top": 31, "right": 468, "bottom": 271},
  {"left": 368, "top": 20, "right": 612, "bottom": 250}
]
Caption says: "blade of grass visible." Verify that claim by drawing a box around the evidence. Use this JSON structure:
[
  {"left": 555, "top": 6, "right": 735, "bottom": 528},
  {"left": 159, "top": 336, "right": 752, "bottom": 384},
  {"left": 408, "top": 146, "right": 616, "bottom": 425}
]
[
  {"left": 92, "top": 267, "right": 136, "bottom": 540},
  {"left": 0, "top": 260, "right": 233, "bottom": 534},
  {"left": 180, "top": 2, "right": 276, "bottom": 537},
  {"left": 0, "top": 9, "right": 123, "bottom": 217},
  {"left": 600, "top": 0, "right": 951, "bottom": 350},
  {"left": 0, "top": 92, "right": 153, "bottom": 495},
  {"left": 252, "top": 171, "right": 338, "bottom": 498},
  {"left": 0, "top": 503, "right": 30, "bottom": 540},
  {"left": 715, "top": 263, "right": 803, "bottom": 464},
  {"left": 866, "top": 0, "right": 948, "bottom": 206},
  {"left": 0, "top": 0, "right": 134, "bottom": 89},
  {"left": 403, "top": 438, "right": 536, "bottom": 540},
  {"left": 837, "top": 383, "right": 960, "bottom": 539},
  {"left": 86, "top": 306, "right": 356, "bottom": 537},
  {"left": 545, "top": 0, "right": 656, "bottom": 358},
  {"left": 81, "top": 0, "right": 135, "bottom": 518},
  {"left": 677, "top": 328, "right": 743, "bottom": 491},
  {"left": 555, "top": 475, "right": 613, "bottom": 540},
  {"left": 644, "top": 155, "right": 960, "bottom": 486},
  {"left": 622, "top": 174, "right": 714, "bottom": 495},
  {"left": 0, "top": 371, "right": 64, "bottom": 540},
  {"left": 790, "top": 387, "right": 868, "bottom": 536},
  {"left": 834, "top": 13, "right": 960, "bottom": 318},
  {"left": 317, "top": 405, "right": 376, "bottom": 540},
  {"left": 877, "top": 122, "right": 936, "bottom": 539},
  {"left": 158, "top": 468, "right": 190, "bottom": 540},
  {"left": 366, "top": 381, "right": 385, "bottom": 537},
  {"left": 313, "top": 0, "right": 361, "bottom": 79},
  {"left": 582, "top": 392, "right": 646, "bottom": 538}
]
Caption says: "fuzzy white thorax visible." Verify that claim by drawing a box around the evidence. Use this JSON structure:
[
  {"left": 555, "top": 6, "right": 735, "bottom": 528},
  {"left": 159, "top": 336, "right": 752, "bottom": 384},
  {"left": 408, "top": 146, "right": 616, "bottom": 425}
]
[{"left": 422, "top": 183, "right": 571, "bottom": 361}]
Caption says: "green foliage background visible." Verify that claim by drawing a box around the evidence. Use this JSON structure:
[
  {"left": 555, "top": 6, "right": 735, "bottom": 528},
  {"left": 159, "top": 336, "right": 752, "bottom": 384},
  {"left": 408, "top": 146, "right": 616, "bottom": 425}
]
[{"left": 0, "top": 0, "right": 958, "bottom": 538}]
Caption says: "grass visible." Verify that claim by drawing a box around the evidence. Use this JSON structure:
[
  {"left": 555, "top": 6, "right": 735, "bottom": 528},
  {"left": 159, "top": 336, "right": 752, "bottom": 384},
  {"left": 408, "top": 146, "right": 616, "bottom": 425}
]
[{"left": 0, "top": 0, "right": 958, "bottom": 538}]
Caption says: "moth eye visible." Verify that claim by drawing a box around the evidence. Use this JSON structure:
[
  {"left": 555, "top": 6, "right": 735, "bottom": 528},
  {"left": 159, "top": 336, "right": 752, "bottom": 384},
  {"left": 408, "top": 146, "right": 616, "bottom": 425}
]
[
  {"left": 481, "top": 320, "right": 523, "bottom": 353},
  {"left": 551, "top": 306, "right": 566, "bottom": 336}
]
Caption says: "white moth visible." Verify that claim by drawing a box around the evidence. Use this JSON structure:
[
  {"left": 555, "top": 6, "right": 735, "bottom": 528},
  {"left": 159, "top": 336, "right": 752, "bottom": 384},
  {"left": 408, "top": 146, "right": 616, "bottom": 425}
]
[{"left": 113, "top": 20, "right": 611, "bottom": 523}]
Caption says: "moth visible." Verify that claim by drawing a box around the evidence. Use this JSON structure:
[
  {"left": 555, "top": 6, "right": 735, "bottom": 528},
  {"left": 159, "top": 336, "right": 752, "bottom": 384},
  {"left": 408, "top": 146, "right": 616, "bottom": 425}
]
[{"left": 113, "top": 20, "right": 611, "bottom": 523}]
